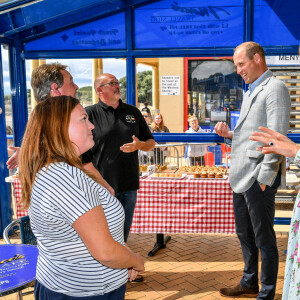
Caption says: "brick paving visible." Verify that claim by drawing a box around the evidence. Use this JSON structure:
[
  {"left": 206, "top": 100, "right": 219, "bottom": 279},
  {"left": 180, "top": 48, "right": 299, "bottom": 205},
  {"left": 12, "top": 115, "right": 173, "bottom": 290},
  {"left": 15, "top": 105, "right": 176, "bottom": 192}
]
[{"left": 0, "top": 231, "right": 288, "bottom": 300}]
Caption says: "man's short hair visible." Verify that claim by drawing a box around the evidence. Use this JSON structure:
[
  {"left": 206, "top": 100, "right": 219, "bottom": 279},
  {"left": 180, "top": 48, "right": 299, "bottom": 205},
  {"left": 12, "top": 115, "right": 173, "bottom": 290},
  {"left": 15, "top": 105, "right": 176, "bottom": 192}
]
[
  {"left": 188, "top": 116, "right": 198, "bottom": 123},
  {"left": 31, "top": 63, "right": 68, "bottom": 102},
  {"left": 235, "top": 41, "right": 265, "bottom": 62}
]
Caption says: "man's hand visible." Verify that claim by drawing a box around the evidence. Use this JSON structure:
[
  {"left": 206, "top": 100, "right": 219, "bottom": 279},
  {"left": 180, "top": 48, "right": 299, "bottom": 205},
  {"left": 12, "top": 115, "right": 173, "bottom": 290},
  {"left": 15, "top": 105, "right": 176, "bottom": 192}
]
[
  {"left": 259, "top": 184, "right": 266, "bottom": 191},
  {"left": 120, "top": 135, "right": 141, "bottom": 153},
  {"left": 6, "top": 146, "right": 20, "bottom": 169},
  {"left": 214, "top": 122, "right": 233, "bottom": 139}
]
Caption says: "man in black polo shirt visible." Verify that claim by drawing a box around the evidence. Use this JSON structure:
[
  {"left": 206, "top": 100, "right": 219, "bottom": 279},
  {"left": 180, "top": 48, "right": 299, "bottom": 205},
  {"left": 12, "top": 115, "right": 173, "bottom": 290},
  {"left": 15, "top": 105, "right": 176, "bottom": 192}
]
[{"left": 82, "top": 74, "right": 155, "bottom": 248}]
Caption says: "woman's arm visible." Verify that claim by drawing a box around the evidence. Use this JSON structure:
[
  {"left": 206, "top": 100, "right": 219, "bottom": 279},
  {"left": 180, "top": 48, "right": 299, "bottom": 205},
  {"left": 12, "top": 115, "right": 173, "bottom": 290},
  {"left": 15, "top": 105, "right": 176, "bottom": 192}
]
[{"left": 73, "top": 205, "right": 144, "bottom": 272}]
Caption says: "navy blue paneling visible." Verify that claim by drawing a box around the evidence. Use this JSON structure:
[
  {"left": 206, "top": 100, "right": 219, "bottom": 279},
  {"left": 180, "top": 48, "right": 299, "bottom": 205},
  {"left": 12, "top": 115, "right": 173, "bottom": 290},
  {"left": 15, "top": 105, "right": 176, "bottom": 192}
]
[
  {"left": 254, "top": 0, "right": 300, "bottom": 46},
  {"left": 135, "top": 0, "right": 244, "bottom": 49},
  {"left": 25, "top": 12, "right": 126, "bottom": 51}
]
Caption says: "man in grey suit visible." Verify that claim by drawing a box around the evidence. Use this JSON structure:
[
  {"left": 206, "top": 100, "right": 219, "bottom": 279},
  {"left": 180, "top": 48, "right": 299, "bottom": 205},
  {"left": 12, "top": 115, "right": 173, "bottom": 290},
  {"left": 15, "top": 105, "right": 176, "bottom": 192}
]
[{"left": 215, "top": 42, "right": 290, "bottom": 299}]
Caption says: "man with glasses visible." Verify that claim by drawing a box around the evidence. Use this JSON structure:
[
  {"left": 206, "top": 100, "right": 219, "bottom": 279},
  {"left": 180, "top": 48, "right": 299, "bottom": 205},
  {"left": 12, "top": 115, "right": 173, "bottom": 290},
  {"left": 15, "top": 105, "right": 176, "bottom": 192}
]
[
  {"left": 7, "top": 63, "right": 114, "bottom": 194},
  {"left": 82, "top": 74, "right": 155, "bottom": 283}
]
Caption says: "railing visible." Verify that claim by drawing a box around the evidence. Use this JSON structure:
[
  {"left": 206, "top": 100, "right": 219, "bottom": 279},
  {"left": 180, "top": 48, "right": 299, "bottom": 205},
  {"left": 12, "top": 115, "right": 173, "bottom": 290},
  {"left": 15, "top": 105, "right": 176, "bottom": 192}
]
[
  {"left": 6, "top": 133, "right": 300, "bottom": 143},
  {"left": 139, "top": 142, "right": 228, "bottom": 169}
]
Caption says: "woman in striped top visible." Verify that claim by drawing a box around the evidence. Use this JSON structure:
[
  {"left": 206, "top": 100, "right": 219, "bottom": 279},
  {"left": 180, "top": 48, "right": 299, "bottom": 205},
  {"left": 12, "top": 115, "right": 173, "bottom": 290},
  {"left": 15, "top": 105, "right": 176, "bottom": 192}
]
[{"left": 18, "top": 96, "right": 144, "bottom": 299}]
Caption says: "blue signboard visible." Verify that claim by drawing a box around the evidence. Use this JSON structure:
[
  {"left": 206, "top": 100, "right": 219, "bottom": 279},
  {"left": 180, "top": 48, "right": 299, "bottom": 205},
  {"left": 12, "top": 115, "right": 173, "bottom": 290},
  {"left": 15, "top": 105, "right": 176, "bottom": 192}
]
[
  {"left": 0, "top": 244, "right": 38, "bottom": 295},
  {"left": 25, "top": 13, "right": 126, "bottom": 51},
  {"left": 135, "top": 0, "right": 244, "bottom": 49},
  {"left": 200, "top": 126, "right": 216, "bottom": 133},
  {"left": 254, "top": 0, "right": 300, "bottom": 46}
]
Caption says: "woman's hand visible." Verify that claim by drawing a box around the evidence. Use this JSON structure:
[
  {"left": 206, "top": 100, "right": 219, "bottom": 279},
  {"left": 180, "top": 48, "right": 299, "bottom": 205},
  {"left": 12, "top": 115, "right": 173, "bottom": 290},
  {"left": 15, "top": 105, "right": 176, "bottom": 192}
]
[
  {"left": 128, "top": 268, "right": 140, "bottom": 281},
  {"left": 132, "top": 253, "right": 145, "bottom": 273},
  {"left": 249, "top": 126, "right": 299, "bottom": 158}
]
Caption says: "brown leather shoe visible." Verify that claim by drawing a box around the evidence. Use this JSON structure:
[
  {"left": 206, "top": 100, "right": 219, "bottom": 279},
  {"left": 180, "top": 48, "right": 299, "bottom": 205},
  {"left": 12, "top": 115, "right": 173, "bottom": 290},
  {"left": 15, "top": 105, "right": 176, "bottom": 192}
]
[{"left": 219, "top": 284, "right": 259, "bottom": 298}]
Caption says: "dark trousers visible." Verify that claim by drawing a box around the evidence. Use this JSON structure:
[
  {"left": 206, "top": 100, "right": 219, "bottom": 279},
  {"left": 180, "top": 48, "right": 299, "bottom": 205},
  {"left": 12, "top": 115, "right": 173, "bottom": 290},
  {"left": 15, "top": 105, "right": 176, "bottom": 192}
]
[
  {"left": 34, "top": 280, "right": 126, "bottom": 299},
  {"left": 233, "top": 173, "right": 280, "bottom": 300}
]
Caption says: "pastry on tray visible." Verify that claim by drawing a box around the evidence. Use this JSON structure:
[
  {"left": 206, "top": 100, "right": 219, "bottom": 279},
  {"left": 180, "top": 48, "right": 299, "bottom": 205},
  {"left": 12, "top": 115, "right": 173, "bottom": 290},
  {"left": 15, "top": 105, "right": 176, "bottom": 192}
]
[
  {"left": 216, "top": 172, "right": 223, "bottom": 178},
  {"left": 208, "top": 171, "right": 215, "bottom": 178},
  {"left": 193, "top": 172, "right": 201, "bottom": 178},
  {"left": 201, "top": 171, "right": 208, "bottom": 178}
]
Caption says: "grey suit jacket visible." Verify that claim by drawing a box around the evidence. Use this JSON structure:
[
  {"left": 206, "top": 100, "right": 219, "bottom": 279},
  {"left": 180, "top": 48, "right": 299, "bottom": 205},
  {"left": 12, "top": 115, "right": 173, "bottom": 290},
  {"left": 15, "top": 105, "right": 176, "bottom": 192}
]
[{"left": 229, "top": 70, "right": 290, "bottom": 193}]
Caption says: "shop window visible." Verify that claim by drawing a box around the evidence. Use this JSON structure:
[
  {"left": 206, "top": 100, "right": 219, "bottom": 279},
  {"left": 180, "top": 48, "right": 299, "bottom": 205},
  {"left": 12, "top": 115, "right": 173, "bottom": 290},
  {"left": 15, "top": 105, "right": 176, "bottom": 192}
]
[{"left": 187, "top": 58, "right": 243, "bottom": 132}]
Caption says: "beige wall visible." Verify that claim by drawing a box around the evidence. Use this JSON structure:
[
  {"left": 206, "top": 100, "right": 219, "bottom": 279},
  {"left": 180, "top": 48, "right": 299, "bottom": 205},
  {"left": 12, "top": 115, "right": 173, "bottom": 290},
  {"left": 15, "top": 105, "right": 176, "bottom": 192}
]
[{"left": 158, "top": 57, "right": 184, "bottom": 133}]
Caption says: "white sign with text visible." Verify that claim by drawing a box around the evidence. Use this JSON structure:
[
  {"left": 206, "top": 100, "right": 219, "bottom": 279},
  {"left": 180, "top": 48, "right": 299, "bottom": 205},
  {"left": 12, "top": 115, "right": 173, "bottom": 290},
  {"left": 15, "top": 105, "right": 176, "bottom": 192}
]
[{"left": 161, "top": 76, "right": 180, "bottom": 95}]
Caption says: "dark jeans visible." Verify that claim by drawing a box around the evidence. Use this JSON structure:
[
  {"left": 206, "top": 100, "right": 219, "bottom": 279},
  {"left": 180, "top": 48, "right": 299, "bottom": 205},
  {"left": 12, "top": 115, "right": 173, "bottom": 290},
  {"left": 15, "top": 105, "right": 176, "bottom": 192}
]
[
  {"left": 115, "top": 190, "right": 137, "bottom": 242},
  {"left": 34, "top": 280, "right": 126, "bottom": 299},
  {"left": 233, "top": 172, "right": 281, "bottom": 300}
]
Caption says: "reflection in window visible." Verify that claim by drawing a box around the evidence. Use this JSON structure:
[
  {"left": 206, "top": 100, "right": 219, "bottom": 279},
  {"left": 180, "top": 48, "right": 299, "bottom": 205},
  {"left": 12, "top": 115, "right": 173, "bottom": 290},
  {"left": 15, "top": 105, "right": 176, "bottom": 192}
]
[{"left": 188, "top": 59, "right": 243, "bottom": 129}]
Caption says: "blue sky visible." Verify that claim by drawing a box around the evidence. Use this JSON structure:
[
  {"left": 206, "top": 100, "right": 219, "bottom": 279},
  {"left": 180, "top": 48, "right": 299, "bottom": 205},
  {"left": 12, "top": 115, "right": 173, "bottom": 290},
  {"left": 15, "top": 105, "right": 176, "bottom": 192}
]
[{"left": 1, "top": 46, "right": 150, "bottom": 95}]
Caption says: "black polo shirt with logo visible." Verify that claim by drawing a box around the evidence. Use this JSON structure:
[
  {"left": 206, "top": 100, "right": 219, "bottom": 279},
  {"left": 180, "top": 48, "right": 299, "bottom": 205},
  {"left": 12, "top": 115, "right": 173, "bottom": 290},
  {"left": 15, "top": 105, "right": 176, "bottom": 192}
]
[{"left": 82, "top": 99, "right": 154, "bottom": 193}]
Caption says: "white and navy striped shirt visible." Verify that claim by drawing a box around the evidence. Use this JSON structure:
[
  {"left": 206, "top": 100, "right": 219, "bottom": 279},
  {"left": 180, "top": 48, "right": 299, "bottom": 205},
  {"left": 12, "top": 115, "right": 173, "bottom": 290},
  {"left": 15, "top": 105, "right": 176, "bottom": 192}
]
[{"left": 28, "top": 162, "right": 127, "bottom": 297}]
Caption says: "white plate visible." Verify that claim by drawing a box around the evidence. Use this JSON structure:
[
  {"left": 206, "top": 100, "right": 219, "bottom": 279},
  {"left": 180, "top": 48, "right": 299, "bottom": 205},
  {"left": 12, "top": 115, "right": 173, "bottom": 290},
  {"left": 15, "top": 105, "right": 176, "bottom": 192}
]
[
  {"left": 140, "top": 172, "right": 149, "bottom": 179},
  {"left": 150, "top": 173, "right": 186, "bottom": 180},
  {"left": 190, "top": 175, "right": 228, "bottom": 180}
]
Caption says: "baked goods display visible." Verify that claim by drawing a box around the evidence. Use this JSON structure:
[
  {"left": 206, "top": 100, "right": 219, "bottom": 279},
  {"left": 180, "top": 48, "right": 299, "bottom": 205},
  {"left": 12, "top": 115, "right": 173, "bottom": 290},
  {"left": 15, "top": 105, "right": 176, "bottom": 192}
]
[
  {"left": 178, "top": 165, "right": 226, "bottom": 174},
  {"left": 142, "top": 164, "right": 227, "bottom": 179},
  {"left": 193, "top": 171, "right": 201, "bottom": 178},
  {"left": 208, "top": 171, "right": 215, "bottom": 178},
  {"left": 139, "top": 164, "right": 172, "bottom": 173},
  {"left": 177, "top": 165, "right": 227, "bottom": 179},
  {"left": 151, "top": 172, "right": 184, "bottom": 179},
  {"left": 139, "top": 165, "right": 148, "bottom": 172},
  {"left": 201, "top": 171, "right": 208, "bottom": 178},
  {"left": 216, "top": 172, "right": 223, "bottom": 178},
  {"left": 156, "top": 164, "right": 167, "bottom": 172}
]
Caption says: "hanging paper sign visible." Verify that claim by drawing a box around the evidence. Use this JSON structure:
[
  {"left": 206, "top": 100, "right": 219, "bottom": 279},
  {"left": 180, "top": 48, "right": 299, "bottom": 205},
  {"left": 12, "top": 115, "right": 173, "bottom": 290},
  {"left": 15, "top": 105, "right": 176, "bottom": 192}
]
[{"left": 161, "top": 76, "right": 180, "bottom": 95}]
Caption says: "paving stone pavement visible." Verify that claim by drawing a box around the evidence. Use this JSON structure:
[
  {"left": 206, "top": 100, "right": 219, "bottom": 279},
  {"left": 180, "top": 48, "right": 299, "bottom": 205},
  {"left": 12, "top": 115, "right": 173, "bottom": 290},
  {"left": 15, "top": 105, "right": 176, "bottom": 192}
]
[{"left": 0, "top": 231, "right": 288, "bottom": 300}]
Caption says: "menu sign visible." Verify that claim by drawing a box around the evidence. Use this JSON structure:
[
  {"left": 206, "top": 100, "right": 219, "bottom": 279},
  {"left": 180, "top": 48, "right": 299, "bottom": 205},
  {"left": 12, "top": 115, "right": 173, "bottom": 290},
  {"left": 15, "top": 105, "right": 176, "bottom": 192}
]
[
  {"left": 266, "top": 55, "right": 300, "bottom": 66},
  {"left": 135, "top": 0, "right": 244, "bottom": 48}
]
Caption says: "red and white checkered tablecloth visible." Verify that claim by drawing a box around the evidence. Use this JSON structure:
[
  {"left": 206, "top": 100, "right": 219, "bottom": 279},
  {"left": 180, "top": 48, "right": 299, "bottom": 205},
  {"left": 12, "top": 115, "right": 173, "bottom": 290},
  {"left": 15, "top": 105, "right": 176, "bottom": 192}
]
[
  {"left": 130, "top": 175, "right": 235, "bottom": 234},
  {"left": 13, "top": 175, "right": 235, "bottom": 234},
  {"left": 13, "top": 178, "right": 29, "bottom": 219}
]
